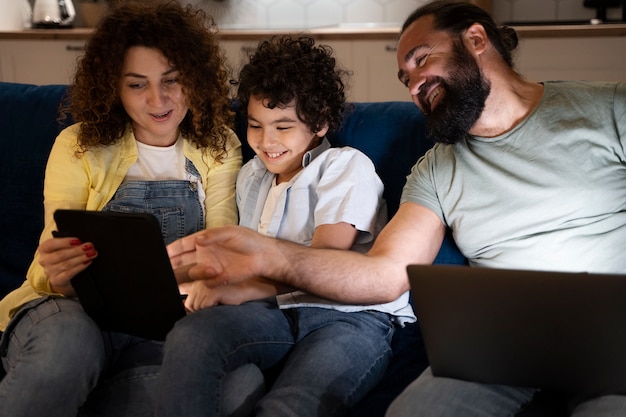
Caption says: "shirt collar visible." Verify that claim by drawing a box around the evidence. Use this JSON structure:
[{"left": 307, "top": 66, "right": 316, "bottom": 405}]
[{"left": 302, "top": 137, "right": 331, "bottom": 168}]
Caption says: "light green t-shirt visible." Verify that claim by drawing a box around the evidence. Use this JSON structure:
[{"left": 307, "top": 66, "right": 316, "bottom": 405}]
[{"left": 402, "top": 81, "right": 626, "bottom": 273}]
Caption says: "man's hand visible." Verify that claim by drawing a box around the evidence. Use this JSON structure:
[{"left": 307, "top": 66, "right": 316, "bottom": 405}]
[{"left": 167, "top": 225, "right": 276, "bottom": 287}]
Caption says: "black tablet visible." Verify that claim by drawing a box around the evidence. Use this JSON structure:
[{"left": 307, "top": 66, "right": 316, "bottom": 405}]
[{"left": 53, "top": 209, "right": 186, "bottom": 340}]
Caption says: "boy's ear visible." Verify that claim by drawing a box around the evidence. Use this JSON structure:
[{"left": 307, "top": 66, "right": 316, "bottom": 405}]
[{"left": 316, "top": 123, "right": 330, "bottom": 137}]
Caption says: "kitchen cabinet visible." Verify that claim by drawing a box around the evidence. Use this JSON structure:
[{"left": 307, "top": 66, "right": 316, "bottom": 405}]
[
  {"left": 346, "top": 36, "right": 626, "bottom": 102},
  {"left": 516, "top": 37, "right": 626, "bottom": 83},
  {"left": 219, "top": 39, "right": 259, "bottom": 98},
  {"left": 0, "top": 39, "right": 85, "bottom": 84},
  {"left": 221, "top": 39, "right": 408, "bottom": 103},
  {"left": 345, "top": 36, "right": 626, "bottom": 102},
  {"left": 1, "top": 26, "right": 625, "bottom": 99},
  {"left": 350, "top": 39, "right": 411, "bottom": 102},
  {"left": 219, "top": 39, "right": 362, "bottom": 100},
  {"left": 220, "top": 39, "right": 258, "bottom": 75}
]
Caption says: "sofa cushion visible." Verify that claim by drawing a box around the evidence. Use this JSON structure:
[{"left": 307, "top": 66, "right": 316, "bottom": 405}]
[{"left": 0, "top": 83, "right": 73, "bottom": 296}]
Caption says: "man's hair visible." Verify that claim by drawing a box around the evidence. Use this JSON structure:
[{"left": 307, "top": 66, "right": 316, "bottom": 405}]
[
  {"left": 401, "top": 0, "right": 519, "bottom": 68},
  {"left": 235, "top": 35, "right": 350, "bottom": 134}
]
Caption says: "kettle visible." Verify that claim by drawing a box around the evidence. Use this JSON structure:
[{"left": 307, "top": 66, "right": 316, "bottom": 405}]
[{"left": 32, "top": 0, "right": 76, "bottom": 28}]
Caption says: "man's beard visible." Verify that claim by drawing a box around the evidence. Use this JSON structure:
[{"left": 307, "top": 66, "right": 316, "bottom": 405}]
[{"left": 419, "top": 40, "right": 491, "bottom": 144}]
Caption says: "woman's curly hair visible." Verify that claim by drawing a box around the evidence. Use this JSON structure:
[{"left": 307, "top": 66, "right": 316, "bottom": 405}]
[
  {"left": 235, "top": 35, "right": 350, "bottom": 134},
  {"left": 65, "top": 1, "right": 233, "bottom": 161}
]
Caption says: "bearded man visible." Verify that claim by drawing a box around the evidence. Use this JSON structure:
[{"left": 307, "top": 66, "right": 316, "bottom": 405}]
[{"left": 161, "top": 1, "right": 626, "bottom": 416}]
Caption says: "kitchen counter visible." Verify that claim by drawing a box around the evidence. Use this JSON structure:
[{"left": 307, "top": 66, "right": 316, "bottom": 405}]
[{"left": 1, "top": 23, "right": 626, "bottom": 41}]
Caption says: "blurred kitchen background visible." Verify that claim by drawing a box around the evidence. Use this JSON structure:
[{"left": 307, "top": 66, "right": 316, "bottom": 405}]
[
  {"left": 182, "top": 0, "right": 625, "bottom": 29},
  {"left": 2, "top": 0, "right": 624, "bottom": 95},
  {"left": 14, "top": 0, "right": 626, "bottom": 30}
]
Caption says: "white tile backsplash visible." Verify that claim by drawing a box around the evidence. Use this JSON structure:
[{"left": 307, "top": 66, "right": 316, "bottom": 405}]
[
  {"left": 181, "top": 0, "right": 624, "bottom": 29},
  {"left": 180, "top": 0, "right": 427, "bottom": 29},
  {"left": 306, "top": 0, "right": 344, "bottom": 27}
]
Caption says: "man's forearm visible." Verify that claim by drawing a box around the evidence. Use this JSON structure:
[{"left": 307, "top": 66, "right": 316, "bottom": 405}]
[{"left": 267, "top": 238, "right": 409, "bottom": 305}]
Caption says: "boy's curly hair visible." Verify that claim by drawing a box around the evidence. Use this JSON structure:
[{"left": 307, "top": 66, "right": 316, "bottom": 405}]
[
  {"left": 65, "top": 1, "right": 233, "bottom": 161},
  {"left": 235, "top": 35, "right": 350, "bottom": 134}
]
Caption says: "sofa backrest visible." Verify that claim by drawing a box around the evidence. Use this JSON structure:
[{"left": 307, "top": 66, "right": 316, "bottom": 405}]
[
  {"left": 0, "top": 83, "right": 73, "bottom": 296},
  {"left": 0, "top": 82, "right": 465, "bottom": 298}
]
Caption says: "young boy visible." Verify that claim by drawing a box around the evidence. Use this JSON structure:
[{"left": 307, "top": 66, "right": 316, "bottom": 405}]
[{"left": 156, "top": 35, "right": 416, "bottom": 417}]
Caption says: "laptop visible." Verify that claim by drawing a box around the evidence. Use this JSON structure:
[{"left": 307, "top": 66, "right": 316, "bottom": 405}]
[
  {"left": 54, "top": 209, "right": 186, "bottom": 340},
  {"left": 407, "top": 264, "right": 626, "bottom": 396}
]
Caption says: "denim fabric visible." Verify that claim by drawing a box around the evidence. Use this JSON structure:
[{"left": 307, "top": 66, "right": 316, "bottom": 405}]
[
  {"left": 156, "top": 298, "right": 395, "bottom": 417},
  {"left": 0, "top": 297, "right": 105, "bottom": 417},
  {"left": 0, "top": 173, "right": 205, "bottom": 417},
  {"left": 386, "top": 367, "right": 537, "bottom": 417},
  {"left": 569, "top": 395, "right": 626, "bottom": 416},
  {"left": 387, "top": 367, "right": 626, "bottom": 417},
  {"left": 102, "top": 159, "right": 204, "bottom": 245}
]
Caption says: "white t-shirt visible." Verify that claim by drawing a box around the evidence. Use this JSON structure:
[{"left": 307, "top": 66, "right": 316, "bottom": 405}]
[{"left": 125, "top": 138, "right": 206, "bottom": 211}]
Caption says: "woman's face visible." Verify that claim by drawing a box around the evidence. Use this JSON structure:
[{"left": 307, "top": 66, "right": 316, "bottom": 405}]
[{"left": 119, "top": 46, "right": 189, "bottom": 147}]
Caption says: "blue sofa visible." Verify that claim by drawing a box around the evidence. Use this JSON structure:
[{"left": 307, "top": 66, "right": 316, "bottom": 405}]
[{"left": 5, "top": 82, "right": 573, "bottom": 416}]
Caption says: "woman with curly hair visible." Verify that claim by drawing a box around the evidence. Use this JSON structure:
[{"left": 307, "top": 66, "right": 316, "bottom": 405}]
[
  {"left": 156, "top": 35, "right": 404, "bottom": 417},
  {"left": 0, "top": 2, "right": 241, "bottom": 416}
]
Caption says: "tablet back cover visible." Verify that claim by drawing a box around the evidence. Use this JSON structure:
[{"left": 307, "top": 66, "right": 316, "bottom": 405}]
[{"left": 54, "top": 209, "right": 186, "bottom": 340}]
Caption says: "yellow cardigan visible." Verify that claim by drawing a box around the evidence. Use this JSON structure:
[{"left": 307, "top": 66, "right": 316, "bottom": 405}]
[{"left": 0, "top": 123, "right": 242, "bottom": 330}]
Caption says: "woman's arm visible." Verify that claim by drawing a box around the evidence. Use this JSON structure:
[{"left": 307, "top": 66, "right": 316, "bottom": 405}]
[
  {"left": 200, "top": 129, "right": 242, "bottom": 228},
  {"left": 27, "top": 126, "right": 96, "bottom": 297}
]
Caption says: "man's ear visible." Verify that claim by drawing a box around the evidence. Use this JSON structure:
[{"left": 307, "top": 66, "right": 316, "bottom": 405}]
[{"left": 463, "top": 22, "right": 488, "bottom": 56}]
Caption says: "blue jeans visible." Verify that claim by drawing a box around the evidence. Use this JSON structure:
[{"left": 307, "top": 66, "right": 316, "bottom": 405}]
[
  {"left": 0, "top": 296, "right": 162, "bottom": 417},
  {"left": 155, "top": 298, "right": 395, "bottom": 417},
  {"left": 386, "top": 367, "right": 626, "bottom": 417},
  {"left": 0, "top": 173, "right": 206, "bottom": 417}
]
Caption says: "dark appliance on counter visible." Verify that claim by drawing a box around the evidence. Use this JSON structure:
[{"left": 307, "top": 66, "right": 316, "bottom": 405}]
[
  {"left": 584, "top": 0, "right": 622, "bottom": 21},
  {"left": 504, "top": 0, "right": 626, "bottom": 25}
]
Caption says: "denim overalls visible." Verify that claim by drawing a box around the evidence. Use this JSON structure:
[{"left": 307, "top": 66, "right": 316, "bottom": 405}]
[
  {"left": 102, "top": 159, "right": 205, "bottom": 245},
  {"left": 96, "top": 158, "right": 206, "bottom": 366}
]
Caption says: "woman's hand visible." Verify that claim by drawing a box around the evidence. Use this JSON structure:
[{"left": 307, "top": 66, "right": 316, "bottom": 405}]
[{"left": 38, "top": 236, "right": 98, "bottom": 297}]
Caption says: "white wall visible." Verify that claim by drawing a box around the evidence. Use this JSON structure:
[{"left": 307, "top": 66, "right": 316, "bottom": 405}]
[
  {"left": 181, "top": 0, "right": 424, "bottom": 29},
  {"left": 183, "top": 0, "right": 624, "bottom": 29}
]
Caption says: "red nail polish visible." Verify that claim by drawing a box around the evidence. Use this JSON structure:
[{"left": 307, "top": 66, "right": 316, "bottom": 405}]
[
  {"left": 82, "top": 243, "right": 94, "bottom": 251},
  {"left": 70, "top": 239, "right": 81, "bottom": 246}
]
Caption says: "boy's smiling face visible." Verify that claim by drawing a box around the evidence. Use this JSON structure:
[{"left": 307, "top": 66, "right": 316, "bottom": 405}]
[{"left": 247, "top": 96, "right": 328, "bottom": 184}]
